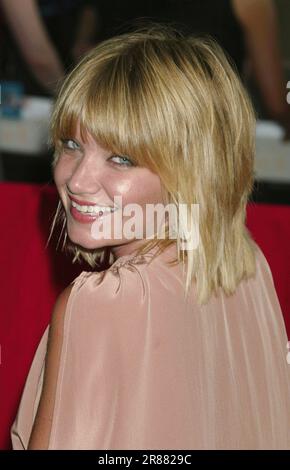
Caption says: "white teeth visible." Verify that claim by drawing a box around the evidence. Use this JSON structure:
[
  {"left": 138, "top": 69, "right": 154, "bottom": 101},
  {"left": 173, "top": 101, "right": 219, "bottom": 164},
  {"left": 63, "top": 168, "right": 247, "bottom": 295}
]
[{"left": 71, "top": 200, "right": 116, "bottom": 214}]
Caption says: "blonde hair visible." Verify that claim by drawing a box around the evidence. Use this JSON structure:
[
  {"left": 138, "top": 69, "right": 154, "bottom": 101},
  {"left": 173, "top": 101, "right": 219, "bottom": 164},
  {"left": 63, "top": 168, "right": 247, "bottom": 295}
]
[{"left": 48, "top": 22, "right": 258, "bottom": 305}]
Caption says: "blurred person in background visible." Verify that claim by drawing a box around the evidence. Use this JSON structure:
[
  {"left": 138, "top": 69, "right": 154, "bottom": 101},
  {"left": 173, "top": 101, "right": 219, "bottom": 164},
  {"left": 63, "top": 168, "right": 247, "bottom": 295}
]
[
  {"left": 0, "top": 0, "right": 94, "bottom": 96},
  {"left": 71, "top": 1, "right": 99, "bottom": 63},
  {"left": 151, "top": 0, "right": 290, "bottom": 138}
]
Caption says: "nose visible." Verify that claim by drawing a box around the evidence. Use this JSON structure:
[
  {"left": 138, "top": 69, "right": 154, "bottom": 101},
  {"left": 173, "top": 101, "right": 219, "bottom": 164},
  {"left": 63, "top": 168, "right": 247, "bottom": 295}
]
[{"left": 67, "top": 153, "right": 103, "bottom": 195}]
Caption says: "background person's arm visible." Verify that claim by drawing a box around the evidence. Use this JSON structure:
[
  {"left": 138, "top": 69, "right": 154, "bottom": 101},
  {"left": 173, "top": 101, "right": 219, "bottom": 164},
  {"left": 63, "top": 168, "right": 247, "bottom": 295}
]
[
  {"left": 233, "top": 0, "right": 290, "bottom": 139},
  {"left": 72, "top": 3, "right": 99, "bottom": 63},
  {"left": 1, "top": 0, "right": 65, "bottom": 94}
]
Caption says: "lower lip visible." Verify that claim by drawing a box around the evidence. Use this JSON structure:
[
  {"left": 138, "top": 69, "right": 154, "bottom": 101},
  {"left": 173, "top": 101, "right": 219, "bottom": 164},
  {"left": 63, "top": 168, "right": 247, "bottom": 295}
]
[{"left": 70, "top": 205, "right": 114, "bottom": 224}]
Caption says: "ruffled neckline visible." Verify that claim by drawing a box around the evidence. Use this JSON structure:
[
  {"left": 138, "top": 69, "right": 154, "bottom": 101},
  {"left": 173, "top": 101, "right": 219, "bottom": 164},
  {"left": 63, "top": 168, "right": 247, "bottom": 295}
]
[
  {"left": 108, "top": 250, "right": 156, "bottom": 272},
  {"left": 108, "top": 242, "right": 177, "bottom": 272},
  {"left": 73, "top": 243, "right": 177, "bottom": 291}
]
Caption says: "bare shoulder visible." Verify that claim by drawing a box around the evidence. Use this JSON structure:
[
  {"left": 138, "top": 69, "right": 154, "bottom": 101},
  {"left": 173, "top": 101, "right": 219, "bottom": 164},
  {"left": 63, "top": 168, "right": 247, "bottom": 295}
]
[{"left": 27, "top": 283, "right": 74, "bottom": 449}]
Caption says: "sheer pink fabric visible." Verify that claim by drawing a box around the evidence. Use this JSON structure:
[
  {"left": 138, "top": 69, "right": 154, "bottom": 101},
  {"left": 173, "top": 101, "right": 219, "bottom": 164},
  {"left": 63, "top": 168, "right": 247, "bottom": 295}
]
[{"left": 11, "top": 243, "right": 290, "bottom": 449}]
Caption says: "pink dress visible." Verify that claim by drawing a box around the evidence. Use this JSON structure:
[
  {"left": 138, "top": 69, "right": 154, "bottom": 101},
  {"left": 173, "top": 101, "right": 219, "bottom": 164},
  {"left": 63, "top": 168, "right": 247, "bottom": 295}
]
[{"left": 11, "top": 242, "right": 290, "bottom": 449}]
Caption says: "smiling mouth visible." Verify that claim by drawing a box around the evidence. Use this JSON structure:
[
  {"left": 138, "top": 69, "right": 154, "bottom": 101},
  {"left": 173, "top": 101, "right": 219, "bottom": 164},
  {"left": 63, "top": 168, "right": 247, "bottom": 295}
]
[{"left": 71, "top": 200, "right": 118, "bottom": 215}]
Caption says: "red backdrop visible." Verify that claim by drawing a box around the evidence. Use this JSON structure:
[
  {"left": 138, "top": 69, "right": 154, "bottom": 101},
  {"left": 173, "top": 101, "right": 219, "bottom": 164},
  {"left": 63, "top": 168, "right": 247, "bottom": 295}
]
[{"left": 0, "top": 182, "right": 289, "bottom": 449}]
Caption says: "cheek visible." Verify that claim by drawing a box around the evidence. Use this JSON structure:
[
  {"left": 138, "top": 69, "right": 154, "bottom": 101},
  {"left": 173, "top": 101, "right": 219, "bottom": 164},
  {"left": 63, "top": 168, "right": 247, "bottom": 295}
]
[
  {"left": 109, "top": 176, "right": 133, "bottom": 196},
  {"left": 108, "top": 171, "right": 163, "bottom": 207},
  {"left": 132, "top": 175, "right": 163, "bottom": 206},
  {"left": 53, "top": 157, "right": 70, "bottom": 186},
  {"left": 53, "top": 156, "right": 78, "bottom": 196},
  {"left": 145, "top": 175, "right": 163, "bottom": 203}
]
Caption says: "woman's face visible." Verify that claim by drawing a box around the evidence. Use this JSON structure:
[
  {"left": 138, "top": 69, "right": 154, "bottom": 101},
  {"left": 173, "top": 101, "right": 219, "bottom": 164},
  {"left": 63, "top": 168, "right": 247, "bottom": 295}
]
[{"left": 53, "top": 122, "right": 165, "bottom": 258}]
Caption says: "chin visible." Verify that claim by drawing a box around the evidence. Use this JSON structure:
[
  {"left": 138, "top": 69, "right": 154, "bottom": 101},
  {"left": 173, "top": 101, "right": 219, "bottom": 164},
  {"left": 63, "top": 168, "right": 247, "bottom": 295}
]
[{"left": 67, "top": 230, "right": 113, "bottom": 251}]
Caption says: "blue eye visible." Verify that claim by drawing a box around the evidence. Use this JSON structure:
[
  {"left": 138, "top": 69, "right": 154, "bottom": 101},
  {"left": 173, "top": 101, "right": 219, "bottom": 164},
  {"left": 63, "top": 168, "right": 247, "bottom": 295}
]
[
  {"left": 61, "top": 138, "right": 80, "bottom": 150},
  {"left": 110, "top": 155, "right": 135, "bottom": 167}
]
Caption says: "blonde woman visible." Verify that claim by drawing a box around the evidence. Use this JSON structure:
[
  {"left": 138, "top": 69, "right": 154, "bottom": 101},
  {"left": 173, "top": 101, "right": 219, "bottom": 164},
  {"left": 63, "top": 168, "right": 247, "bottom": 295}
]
[{"left": 11, "top": 24, "right": 290, "bottom": 450}]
